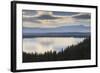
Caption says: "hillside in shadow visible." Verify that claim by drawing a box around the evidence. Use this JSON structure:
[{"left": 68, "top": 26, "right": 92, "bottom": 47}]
[{"left": 23, "top": 37, "right": 91, "bottom": 62}]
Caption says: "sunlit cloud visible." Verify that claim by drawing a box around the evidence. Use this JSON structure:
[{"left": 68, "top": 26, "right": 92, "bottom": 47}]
[{"left": 23, "top": 18, "right": 76, "bottom": 28}]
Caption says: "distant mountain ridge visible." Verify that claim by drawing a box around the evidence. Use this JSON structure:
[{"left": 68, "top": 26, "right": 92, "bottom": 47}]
[{"left": 23, "top": 25, "right": 90, "bottom": 34}]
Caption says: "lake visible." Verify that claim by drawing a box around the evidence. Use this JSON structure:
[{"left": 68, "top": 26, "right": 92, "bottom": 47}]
[{"left": 23, "top": 37, "right": 85, "bottom": 54}]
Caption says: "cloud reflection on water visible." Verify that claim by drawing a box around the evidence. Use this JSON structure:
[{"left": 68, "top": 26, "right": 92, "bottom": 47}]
[{"left": 23, "top": 37, "right": 85, "bottom": 54}]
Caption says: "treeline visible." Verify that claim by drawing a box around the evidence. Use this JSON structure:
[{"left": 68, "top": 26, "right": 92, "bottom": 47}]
[{"left": 23, "top": 37, "right": 91, "bottom": 62}]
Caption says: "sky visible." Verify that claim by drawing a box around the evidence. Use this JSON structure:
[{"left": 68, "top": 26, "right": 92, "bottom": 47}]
[{"left": 22, "top": 10, "right": 91, "bottom": 28}]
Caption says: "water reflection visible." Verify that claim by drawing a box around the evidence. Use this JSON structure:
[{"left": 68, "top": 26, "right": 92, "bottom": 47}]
[{"left": 23, "top": 37, "right": 85, "bottom": 54}]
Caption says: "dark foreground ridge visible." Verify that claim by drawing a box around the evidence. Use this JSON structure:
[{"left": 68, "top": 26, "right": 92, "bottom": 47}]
[{"left": 23, "top": 37, "right": 91, "bottom": 62}]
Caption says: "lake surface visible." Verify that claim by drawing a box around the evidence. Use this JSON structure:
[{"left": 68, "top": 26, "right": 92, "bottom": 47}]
[{"left": 23, "top": 37, "right": 85, "bottom": 54}]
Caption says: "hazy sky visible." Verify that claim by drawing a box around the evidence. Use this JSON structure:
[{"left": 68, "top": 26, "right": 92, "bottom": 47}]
[{"left": 22, "top": 10, "right": 91, "bottom": 28}]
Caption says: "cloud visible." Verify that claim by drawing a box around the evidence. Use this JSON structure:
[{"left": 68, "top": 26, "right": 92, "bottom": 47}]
[
  {"left": 23, "top": 17, "right": 76, "bottom": 28},
  {"left": 22, "top": 10, "right": 91, "bottom": 28},
  {"left": 73, "top": 13, "right": 91, "bottom": 19},
  {"left": 23, "top": 10, "right": 37, "bottom": 17},
  {"left": 23, "top": 37, "right": 85, "bottom": 54},
  {"left": 53, "top": 11, "right": 79, "bottom": 16}
]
